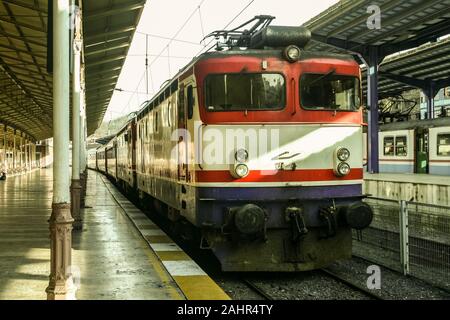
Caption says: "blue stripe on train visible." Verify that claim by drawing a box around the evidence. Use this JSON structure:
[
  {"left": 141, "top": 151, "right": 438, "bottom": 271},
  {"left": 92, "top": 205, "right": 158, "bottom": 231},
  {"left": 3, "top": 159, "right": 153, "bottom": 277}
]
[
  {"left": 379, "top": 164, "right": 414, "bottom": 173},
  {"left": 197, "top": 184, "right": 363, "bottom": 201},
  {"left": 196, "top": 184, "right": 364, "bottom": 227},
  {"left": 429, "top": 165, "right": 450, "bottom": 176}
]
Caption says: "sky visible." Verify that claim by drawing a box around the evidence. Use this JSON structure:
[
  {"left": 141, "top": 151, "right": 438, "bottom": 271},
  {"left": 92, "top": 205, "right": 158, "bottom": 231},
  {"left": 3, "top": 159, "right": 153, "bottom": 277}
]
[{"left": 103, "top": 0, "right": 339, "bottom": 122}]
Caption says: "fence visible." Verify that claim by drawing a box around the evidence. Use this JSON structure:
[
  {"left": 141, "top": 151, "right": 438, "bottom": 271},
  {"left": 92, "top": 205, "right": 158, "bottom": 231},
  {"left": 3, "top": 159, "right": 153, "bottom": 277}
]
[{"left": 353, "top": 197, "right": 450, "bottom": 291}]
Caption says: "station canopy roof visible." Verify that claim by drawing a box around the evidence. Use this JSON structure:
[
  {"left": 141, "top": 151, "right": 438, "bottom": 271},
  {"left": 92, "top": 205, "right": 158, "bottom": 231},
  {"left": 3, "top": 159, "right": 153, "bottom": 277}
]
[
  {"left": 363, "top": 37, "right": 450, "bottom": 99},
  {"left": 0, "top": 0, "right": 145, "bottom": 141},
  {"left": 302, "top": 0, "right": 450, "bottom": 99}
]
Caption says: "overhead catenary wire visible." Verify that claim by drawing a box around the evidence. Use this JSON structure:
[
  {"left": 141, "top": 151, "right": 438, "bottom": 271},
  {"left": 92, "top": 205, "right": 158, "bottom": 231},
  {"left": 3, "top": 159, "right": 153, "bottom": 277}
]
[
  {"left": 135, "top": 32, "right": 203, "bottom": 46},
  {"left": 198, "top": 5, "right": 206, "bottom": 46},
  {"left": 194, "top": 0, "right": 255, "bottom": 57},
  {"left": 116, "top": 0, "right": 209, "bottom": 116},
  {"left": 112, "top": 0, "right": 255, "bottom": 118},
  {"left": 146, "top": 0, "right": 208, "bottom": 71}
]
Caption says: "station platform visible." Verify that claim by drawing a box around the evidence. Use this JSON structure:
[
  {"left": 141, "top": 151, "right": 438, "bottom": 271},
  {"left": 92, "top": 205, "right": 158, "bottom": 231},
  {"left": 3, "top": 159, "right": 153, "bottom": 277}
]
[
  {"left": 364, "top": 172, "right": 450, "bottom": 186},
  {"left": 0, "top": 169, "right": 229, "bottom": 300},
  {"left": 363, "top": 172, "right": 450, "bottom": 206}
]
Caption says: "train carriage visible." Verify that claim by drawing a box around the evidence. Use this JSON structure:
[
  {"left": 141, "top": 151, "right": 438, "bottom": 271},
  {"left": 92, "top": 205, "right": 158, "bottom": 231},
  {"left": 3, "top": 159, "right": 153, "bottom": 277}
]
[
  {"left": 87, "top": 148, "right": 97, "bottom": 170},
  {"left": 366, "top": 118, "right": 450, "bottom": 175},
  {"left": 116, "top": 120, "right": 137, "bottom": 190},
  {"left": 105, "top": 139, "right": 117, "bottom": 181},
  {"left": 429, "top": 125, "right": 450, "bottom": 175},
  {"left": 96, "top": 146, "right": 106, "bottom": 174}
]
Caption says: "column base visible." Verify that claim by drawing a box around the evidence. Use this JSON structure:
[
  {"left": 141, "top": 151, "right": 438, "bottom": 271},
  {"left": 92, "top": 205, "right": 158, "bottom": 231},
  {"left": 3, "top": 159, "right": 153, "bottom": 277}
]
[
  {"left": 46, "top": 276, "right": 77, "bottom": 300},
  {"left": 70, "top": 179, "right": 82, "bottom": 231},
  {"left": 46, "top": 203, "right": 76, "bottom": 300}
]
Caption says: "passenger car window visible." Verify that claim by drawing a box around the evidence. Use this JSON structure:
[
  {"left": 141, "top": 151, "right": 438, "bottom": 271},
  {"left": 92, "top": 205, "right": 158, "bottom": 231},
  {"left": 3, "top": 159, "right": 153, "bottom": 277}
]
[
  {"left": 437, "top": 133, "right": 450, "bottom": 156},
  {"left": 395, "top": 136, "right": 407, "bottom": 157},
  {"left": 384, "top": 137, "right": 394, "bottom": 156}
]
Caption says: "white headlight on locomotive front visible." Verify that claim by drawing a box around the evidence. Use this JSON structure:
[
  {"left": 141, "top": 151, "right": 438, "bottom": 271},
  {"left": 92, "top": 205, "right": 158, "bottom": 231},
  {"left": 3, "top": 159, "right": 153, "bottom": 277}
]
[
  {"left": 232, "top": 163, "right": 249, "bottom": 179},
  {"left": 235, "top": 149, "right": 249, "bottom": 163},
  {"left": 335, "top": 162, "right": 351, "bottom": 177},
  {"left": 284, "top": 45, "right": 301, "bottom": 62},
  {"left": 336, "top": 147, "right": 350, "bottom": 161}
]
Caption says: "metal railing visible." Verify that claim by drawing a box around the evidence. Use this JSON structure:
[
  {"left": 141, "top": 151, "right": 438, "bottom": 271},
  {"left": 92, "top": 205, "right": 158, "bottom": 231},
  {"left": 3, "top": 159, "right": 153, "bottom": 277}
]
[{"left": 353, "top": 197, "right": 450, "bottom": 291}]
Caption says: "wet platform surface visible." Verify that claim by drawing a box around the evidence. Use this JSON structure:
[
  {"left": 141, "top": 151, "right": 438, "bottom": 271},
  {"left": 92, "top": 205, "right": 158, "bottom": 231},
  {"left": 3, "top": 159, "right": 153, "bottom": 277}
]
[{"left": 0, "top": 169, "right": 184, "bottom": 300}]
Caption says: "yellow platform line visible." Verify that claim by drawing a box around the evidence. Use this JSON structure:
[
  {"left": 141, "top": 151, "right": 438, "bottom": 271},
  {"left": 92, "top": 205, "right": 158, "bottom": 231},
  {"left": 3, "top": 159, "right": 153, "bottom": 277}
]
[
  {"left": 102, "top": 177, "right": 230, "bottom": 300},
  {"left": 173, "top": 275, "right": 231, "bottom": 300}
]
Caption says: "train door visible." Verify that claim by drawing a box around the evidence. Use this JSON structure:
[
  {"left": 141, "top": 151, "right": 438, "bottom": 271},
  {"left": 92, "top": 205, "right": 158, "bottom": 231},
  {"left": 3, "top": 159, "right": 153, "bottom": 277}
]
[
  {"left": 126, "top": 128, "right": 132, "bottom": 184},
  {"left": 105, "top": 148, "right": 108, "bottom": 174},
  {"left": 177, "top": 84, "right": 188, "bottom": 181},
  {"left": 415, "top": 128, "right": 429, "bottom": 173},
  {"left": 114, "top": 141, "right": 118, "bottom": 177}
]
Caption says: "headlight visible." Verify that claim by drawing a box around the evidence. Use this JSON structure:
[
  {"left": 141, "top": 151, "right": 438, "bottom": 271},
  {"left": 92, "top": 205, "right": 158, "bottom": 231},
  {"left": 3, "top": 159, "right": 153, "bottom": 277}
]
[
  {"left": 284, "top": 45, "right": 301, "bottom": 62},
  {"left": 235, "top": 149, "right": 249, "bottom": 163},
  {"left": 336, "top": 162, "right": 351, "bottom": 177},
  {"left": 337, "top": 148, "right": 350, "bottom": 161},
  {"left": 233, "top": 164, "right": 249, "bottom": 178}
]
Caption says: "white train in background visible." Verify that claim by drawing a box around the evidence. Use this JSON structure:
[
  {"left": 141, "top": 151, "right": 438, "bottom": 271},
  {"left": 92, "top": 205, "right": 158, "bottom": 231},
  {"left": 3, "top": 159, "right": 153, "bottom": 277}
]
[{"left": 364, "top": 117, "right": 450, "bottom": 175}]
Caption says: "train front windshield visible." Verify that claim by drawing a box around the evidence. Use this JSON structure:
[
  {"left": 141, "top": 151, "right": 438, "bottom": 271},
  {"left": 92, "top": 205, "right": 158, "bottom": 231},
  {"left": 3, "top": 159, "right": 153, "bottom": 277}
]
[
  {"left": 300, "top": 73, "right": 360, "bottom": 111},
  {"left": 205, "top": 73, "right": 285, "bottom": 111}
]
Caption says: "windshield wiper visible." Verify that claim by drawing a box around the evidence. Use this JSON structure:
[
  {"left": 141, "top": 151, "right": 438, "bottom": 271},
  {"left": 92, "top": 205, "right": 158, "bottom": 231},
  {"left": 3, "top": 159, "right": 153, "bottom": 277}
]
[{"left": 309, "top": 69, "right": 336, "bottom": 86}]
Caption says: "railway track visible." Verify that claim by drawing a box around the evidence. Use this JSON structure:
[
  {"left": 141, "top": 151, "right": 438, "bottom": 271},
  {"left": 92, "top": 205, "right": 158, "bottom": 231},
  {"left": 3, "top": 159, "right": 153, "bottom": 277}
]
[
  {"left": 241, "top": 279, "right": 275, "bottom": 300},
  {"left": 240, "top": 270, "right": 384, "bottom": 300},
  {"left": 319, "top": 268, "right": 384, "bottom": 300}
]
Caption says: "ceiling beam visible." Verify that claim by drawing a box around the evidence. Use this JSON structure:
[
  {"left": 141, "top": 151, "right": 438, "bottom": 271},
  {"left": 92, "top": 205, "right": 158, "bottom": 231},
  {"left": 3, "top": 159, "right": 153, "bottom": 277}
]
[
  {"left": 85, "top": 42, "right": 129, "bottom": 57},
  {"left": 85, "top": 1, "right": 145, "bottom": 21}
]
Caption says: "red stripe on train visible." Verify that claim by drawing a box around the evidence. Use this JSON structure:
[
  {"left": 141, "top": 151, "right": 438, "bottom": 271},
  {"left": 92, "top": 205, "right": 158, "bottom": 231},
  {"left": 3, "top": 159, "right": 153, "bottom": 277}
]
[{"left": 196, "top": 168, "right": 363, "bottom": 183}]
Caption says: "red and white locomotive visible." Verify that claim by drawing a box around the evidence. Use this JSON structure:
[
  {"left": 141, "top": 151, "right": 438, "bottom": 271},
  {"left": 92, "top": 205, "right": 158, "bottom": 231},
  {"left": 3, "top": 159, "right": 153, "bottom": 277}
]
[{"left": 92, "top": 17, "right": 373, "bottom": 271}]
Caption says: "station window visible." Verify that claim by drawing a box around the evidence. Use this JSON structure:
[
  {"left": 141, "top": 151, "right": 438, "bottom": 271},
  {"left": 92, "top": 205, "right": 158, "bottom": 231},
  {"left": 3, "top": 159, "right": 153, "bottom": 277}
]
[
  {"left": 383, "top": 137, "right": 394, "bottom": 156},
  {"left": 395, "top": 136, "right": 407, "bottom": 156},
  {"left": 437, "top": 133, "right": 450, "bottom": 156}
]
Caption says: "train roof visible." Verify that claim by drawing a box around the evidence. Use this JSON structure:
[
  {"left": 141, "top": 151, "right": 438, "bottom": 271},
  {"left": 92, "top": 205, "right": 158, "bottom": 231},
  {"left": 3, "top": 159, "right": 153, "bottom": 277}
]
[
  {"left": 197, "top": 48, "right": 357, "bottom": 62},
  {"left": 379, "top": 117, "right": 450, "bottom": 131}
]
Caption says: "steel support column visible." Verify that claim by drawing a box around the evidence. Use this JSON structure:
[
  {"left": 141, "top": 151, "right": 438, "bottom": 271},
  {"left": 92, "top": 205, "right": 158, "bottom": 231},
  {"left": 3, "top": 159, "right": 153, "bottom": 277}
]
[
  {"left": 424, "top": 83, "right": 435, "bottom": 120},
  {"left": 367, "top": 47, "right": 380, "bottom": 174},
  {"left": 32, "top": 142, "right": 35, "bottom": 169},
  {"left": 46, "top": 0, "right": 75, "bottom": 300},
  {"left": 7, "top": 135, "right": 11, "bottom": 172},
  {"left": 28, "top": 139, "right": 32, "bottom": 171},
  {"left": 71, "top": 8, "right": 82, "bottom": 230},
  {"left": 24, "top": 138, "right": 28, "bottom": 172},
  {"left": 19, "top": 134, "right": 22, "bottom": 171},
  {"left": 3, "top": 125, "right": 6, "bottom": 174},
  {"left": 13, "top": 130, "right": 16, "bottom": 172}
]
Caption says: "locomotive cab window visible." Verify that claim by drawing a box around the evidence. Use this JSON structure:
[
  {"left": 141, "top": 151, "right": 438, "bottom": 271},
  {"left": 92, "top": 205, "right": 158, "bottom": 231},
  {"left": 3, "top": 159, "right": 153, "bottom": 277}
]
[
  {"left": 384, "top": 137, "right": 394, "bottom": 156},
  {"left": 205, "top": 73, "right": 285, "bottom": 111},
  {"left": 300, "top": 73, "right": 360, "bottom": 111},
  {"left": 395, "top": 136, "right": 407, "bottom": 156},
  {"left": 437, "top": 133, "right": 450, "bottom": 156}
]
